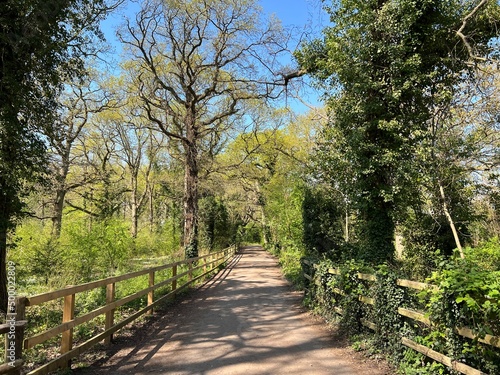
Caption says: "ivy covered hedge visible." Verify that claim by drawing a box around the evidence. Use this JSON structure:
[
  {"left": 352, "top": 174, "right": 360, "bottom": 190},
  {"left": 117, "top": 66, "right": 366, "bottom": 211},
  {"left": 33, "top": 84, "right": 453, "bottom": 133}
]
[{"left": 302, "top": 257, "right": 500, "bottom": 374}]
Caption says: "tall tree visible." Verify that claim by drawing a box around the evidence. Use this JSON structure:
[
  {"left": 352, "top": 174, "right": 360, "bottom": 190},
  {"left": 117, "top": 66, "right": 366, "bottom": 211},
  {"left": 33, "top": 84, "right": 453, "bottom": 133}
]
[
  {"left": 296, "top": 0, "right": 499, "bottom": 263},
  {"left": 0, "top": 0, "right": 113, "bottom": 314},
  {"left": 120, "top": 0, "right": 288, "bottom": 258},
  {"left": 47, "top": 76, "right": 112, "bottom": 238},
  {"left": 113, "top": 107, "right": 166, "bottom": 238}
]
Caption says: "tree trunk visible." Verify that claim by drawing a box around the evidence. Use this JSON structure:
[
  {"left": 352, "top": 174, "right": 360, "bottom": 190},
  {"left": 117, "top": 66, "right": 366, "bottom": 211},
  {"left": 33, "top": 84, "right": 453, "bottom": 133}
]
[
  {"left": 51, "top": 188, "right": 66, "bottom": 238},
  {"left": 0, "top": 180, "right": 11, "bottom": 316},
  {"left": 149, "top": 186, "right": 154, "bottom": 233},
  {"left": 183, "top": 116, "right": 199, "bottom": 259},
  {"left": 345, "top": 205, "right": 349, "bottom": 242},
  {"left": 131, "top": 199, "right": 138, "bottom": 238},
  {"left": 360, "top": 199, "right": 396, "bottom": 264},
  {"left": 130, "top": 176, "right": 139, "bottom": 238},
  {"left": 51, "top": 158, "right": 71, "bottom": 238},
  {"left": 439, "top": 182, "right": 464, "bottom": 258}
]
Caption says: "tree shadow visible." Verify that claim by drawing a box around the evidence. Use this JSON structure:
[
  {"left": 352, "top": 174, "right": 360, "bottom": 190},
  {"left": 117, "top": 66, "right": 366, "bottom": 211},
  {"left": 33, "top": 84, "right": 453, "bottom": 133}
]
[{"left": 73, "top": 246, "right": 367, "bottom": 375}]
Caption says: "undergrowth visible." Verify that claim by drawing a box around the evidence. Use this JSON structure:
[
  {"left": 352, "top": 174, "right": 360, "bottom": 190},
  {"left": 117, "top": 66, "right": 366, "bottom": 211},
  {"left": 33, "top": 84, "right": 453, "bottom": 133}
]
[{"left": 302, "top": 251, "right": 500, "bottom": 374}]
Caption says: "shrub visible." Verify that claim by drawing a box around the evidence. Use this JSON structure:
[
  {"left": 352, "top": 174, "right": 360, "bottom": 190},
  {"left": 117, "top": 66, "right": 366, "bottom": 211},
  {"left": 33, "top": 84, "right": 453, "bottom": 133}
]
[
  {"left": 63, "top": 218, "right": 132, "bottom": 282},
  {"left": 305, "top": 254, "right": 500, "bottom": 374},
  {"left": 463, "top": 236, "right": 500, "bottom": 271},
  {"left": 421, "top": 258, "right": 500, "bottom": 374}
]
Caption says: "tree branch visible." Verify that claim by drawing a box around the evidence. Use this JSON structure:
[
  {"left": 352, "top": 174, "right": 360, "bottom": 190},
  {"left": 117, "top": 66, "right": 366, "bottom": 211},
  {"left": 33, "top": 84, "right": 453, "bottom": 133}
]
[{"left": 456, "top": 0, "right": 491, "bottom": 62}]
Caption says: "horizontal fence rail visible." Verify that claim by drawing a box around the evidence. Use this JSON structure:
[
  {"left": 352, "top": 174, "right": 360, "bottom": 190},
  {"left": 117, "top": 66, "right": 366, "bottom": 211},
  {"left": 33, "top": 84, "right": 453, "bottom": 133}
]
[
  {"left": 302, "top": 261, "right": 499, "bottom": 375},
  {"left": 1, "top": 245, "right": 237, "bottom": 375}
]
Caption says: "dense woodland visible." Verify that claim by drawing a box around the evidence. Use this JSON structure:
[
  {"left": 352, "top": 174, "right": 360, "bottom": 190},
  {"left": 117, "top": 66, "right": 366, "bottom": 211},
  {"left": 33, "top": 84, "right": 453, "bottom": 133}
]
[{"left": 1, "top": 0, "right": 500, "bottom": 373}]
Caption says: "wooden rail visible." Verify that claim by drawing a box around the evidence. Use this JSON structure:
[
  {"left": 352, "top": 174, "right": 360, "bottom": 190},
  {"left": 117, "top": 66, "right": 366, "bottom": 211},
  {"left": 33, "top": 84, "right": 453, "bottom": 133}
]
[
  {"left": 1, "top": 245, "right": 236, "bottom": 375},
  {"left": 302, "top": 265, "right": 499, "bottom": 375}
]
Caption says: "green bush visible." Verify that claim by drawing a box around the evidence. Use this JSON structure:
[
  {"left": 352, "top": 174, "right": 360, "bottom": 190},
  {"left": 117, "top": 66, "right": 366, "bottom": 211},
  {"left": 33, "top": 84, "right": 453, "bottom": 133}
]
[
  {"left": 305, "top": 255, "right": 500, "bottom": 374},
  {"left": 420, "top": 258, "right": 500, "bottom": 374},
  {"left": 10, "top": 221, "right": 64, "bottom": 288},
  {"left": 134, "top": 226, "right": 181, "bottom": 258},
  {"left": 268, "top": 241, "right": 305, "bottom": 287},
  {"left": 334, "top": 260, "right": 370, "bottom": 335},
  {"left": 63, "top": 218, "right": 133, "bottom": 282},
  {"left": 463, "top": 236, "right": 500, "bottom": 271},
  {"left": 373, "top": 265, "right": 405, "bottom": 360}
]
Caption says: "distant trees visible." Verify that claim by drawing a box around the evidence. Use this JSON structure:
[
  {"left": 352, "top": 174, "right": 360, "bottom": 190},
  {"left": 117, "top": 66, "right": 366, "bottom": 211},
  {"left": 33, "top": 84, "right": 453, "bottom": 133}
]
[{"left": 47, "top": 75, "right": 112, "bottom": 238}]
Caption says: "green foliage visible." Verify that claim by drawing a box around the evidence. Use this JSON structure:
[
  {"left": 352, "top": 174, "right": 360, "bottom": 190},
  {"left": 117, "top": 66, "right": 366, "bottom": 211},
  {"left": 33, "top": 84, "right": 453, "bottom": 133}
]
[
  {"left": 306, "top": 253, "right": 500, "bottom": 374},
  {"left": 10, "top": 217, "right": 135, "bottom": 288},
  {"left": 304, "top": 258, "right": 337, "bottom": 316},
  {"left": 268, "top": 241, "right": 305, "bottom": 287},
  {"left": 399, "top": 210, "right": 454, "bottom": 280},
  {"left": 306, "top": 258, "right": 372, "bottom": 334},
  {"left": 334, "top": 260, "right": 370, "bottom": 335},
  {"left": 64, "top": 218, "right": 132, "bottom": 282},
  {"left": 420, "top": 259, "right": 500, "bottom": 374},
  {"left": 373, "top": 265, "right": 405, "bottom": 359},
  {"left": 0, "top": 0, "right": 110, "bottom": 312},
  {"left": 239, "top": 223, "right": 262, "bottom": 244},
  {"left": 296, "top": 0, "right": 500, "bottom": 265},
  {"left": 115, "top": 276, "right": 149, "bottom": 310},
  {"left": 302, "top": 184, "right": 346, "bottom": 257},
  {"left": 134, "top": 226, "right": 181, "bottom": 258},
  {"left": 10, "top": 222, "right": 63, "bottom": 287},
  {"left": 199, "top": 195, "right": 233, "bottom": 251},
  {"left": 463, "top": 237, "right": 500, "bottom": 271},
  {"left": 265, "top": 176, "right": 305, "bottom": 250}
]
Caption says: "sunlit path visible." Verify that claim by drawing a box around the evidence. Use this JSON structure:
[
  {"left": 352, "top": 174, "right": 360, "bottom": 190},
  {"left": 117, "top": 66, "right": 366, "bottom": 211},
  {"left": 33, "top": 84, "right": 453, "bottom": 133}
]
[{"left": 75, "top": 246, "right": 392, "bottom": 375}]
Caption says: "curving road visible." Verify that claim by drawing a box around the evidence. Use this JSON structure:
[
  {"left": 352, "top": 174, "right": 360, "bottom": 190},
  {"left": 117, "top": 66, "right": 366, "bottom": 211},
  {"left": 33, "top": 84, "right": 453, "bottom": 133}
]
[{"left": 76, "top": 246, "right": 393, "bottom": 375}]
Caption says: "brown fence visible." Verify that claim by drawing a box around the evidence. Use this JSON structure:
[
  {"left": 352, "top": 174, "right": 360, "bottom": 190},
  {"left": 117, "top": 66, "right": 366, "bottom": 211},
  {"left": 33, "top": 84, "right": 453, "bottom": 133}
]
[
  {"left": 1, "top": 245, "right": 237, "bottom": 375},
  {"left": 302, "top": 260, "right": 500, "bottom": 375}
]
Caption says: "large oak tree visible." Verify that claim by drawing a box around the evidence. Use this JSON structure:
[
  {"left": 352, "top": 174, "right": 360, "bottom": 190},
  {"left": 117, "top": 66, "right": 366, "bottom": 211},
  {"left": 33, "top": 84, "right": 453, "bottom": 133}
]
[{"left": 120, "top": 0, "right": 289, "bottom": 258}]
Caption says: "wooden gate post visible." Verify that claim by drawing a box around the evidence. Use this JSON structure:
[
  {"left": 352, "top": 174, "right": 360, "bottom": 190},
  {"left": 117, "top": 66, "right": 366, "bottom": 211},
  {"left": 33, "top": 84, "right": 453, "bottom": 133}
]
[
  {"left": 61, "top": 292, "right": 75, "bottom": 369},
  {"left": 3, "top": 296, "right": 26, "bottom": 374},
  {"left": 148, "top": 271, "right": 155, "bottom": 315},
  {"left": 172, "top": 265, "right": 177, "bottom": 297},
  {"left": 104, "top": 283, "right": 115, "bottom": 344}
]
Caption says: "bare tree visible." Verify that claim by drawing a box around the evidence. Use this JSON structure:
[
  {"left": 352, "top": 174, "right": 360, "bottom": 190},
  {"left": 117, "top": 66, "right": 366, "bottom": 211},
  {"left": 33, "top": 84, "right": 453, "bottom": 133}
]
[
  {"left": 46, "top": 77, "right": 112, "bottom": 237},
  {"left": 114, "top": 109, "right": 166, "bottom": 237},
  {"left": 65, "top": 116, "right": 127, "bottom": 221},
  {"left": 119, "top": 0, "right": 289, "bottom": 257}
]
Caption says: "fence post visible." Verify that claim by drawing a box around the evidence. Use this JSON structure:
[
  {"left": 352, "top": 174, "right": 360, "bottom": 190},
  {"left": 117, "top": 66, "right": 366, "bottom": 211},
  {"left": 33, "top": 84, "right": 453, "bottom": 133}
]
[
  {"left": 172, "top": 264, "right": 177, "bottom": 297},
  {"left": 148, "top": 271, "right": 155, "bottom": 315},
  {"left": 104, "top": 283, "right": 115, "bottom": 345},
  {"left": 61, "top": 291, "right": 75, "bottom": 369},
  {"left": 188, "top": 261, "right": 193, "bottom": 283},
  {"left": 203, "top": 256, "right": 207, "bottom": 274}
]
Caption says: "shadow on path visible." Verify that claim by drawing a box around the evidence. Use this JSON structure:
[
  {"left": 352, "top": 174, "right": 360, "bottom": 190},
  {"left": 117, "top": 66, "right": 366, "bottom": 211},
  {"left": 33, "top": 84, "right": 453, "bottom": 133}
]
[{"left": 74, "top": 246, "right": 392, "bottom": 375}]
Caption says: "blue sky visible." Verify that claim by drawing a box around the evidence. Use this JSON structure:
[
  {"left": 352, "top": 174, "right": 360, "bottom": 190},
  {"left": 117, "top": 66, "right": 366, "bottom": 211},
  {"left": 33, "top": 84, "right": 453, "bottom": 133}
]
[
  {"left": 101, "top": 0, "right": 326, "bottom": 47},
  {"left": 100, "top": 0, "right": 327, "bottom": 112}
]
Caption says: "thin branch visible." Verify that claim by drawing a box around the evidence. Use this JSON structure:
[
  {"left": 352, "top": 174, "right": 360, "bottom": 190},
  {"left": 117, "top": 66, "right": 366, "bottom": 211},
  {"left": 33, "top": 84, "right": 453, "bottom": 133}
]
[{"left": 456, "top": 0, "right": 490, "bottom": 62}]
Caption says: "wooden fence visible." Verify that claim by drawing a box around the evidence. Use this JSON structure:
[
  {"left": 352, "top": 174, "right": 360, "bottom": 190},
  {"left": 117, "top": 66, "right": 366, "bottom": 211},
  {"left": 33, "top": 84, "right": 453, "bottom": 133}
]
[
  {"left": 302, "top": 260, "right": 500, "bottom": 375},
  {"left": 1, "top": 245, "right": 237, "bottom": 375}
]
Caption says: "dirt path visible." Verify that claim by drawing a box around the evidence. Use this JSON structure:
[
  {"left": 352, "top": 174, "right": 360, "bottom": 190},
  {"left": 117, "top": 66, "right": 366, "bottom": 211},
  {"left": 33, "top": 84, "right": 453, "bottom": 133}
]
[{"left": 76, "top": 246, "right": 393, "bottom": 375}]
